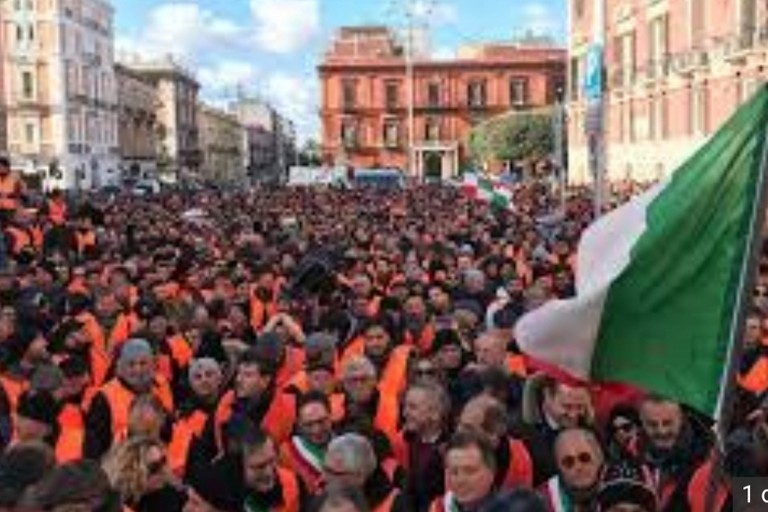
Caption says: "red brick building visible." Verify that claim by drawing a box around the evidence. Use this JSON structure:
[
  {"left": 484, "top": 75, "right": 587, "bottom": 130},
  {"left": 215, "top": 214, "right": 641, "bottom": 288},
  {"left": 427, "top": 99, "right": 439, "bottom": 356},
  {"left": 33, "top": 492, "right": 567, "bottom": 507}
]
[{"left": 318, "top": 27, "right": 566, "bottom": 179}]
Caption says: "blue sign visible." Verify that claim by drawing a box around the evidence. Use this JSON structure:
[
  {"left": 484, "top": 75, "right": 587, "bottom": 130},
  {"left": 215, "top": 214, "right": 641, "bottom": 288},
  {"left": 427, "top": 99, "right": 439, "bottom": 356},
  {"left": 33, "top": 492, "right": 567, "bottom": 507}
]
[{"left": 584, "top": 44, "right": 604, "bottom": 101}]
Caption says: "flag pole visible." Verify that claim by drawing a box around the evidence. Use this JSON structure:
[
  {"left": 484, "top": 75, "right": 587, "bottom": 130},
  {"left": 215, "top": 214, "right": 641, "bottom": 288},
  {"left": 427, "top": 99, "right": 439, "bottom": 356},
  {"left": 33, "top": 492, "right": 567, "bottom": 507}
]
[{"left": 705, "top": 105, "right": 768, "bottom": 512}]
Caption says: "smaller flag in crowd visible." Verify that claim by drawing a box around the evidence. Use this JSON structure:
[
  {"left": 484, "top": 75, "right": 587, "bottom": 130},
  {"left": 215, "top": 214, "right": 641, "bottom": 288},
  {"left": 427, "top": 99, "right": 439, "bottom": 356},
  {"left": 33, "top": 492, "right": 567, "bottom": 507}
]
[{"left": 461, "top": 173, "right": 515, "bottom": 211}]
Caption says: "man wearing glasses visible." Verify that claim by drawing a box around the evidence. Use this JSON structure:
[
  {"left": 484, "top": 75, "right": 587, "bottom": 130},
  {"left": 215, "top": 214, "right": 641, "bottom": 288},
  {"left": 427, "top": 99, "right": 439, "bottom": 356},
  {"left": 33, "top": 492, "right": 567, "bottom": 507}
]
[{"left": 540, "top": 428, "right": 605, "bottom": 512}]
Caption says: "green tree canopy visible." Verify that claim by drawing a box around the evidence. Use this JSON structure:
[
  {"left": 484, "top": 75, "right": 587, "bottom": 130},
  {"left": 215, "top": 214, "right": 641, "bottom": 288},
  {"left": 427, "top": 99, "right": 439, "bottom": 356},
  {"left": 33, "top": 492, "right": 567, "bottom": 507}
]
[{"left": 469, "top": 110, "right": 556, "bottom": 166}]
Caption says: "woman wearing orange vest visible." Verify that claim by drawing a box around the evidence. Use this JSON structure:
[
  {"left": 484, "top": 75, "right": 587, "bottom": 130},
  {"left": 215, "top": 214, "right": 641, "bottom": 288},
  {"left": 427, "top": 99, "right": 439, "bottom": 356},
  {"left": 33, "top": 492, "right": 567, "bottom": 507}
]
[{"left": 83, "top": 339, "right": 174, "bottom": 461}]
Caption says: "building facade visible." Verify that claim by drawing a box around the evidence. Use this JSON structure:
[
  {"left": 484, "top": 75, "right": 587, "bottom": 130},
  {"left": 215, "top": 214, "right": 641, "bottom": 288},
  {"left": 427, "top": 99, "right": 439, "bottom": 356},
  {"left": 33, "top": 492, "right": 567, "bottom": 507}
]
[
  {"left": 123, "top": 56, "right": 200, "bottom": 183},
  {"left": 115, "top": 63, "right": 157, "bottom": 181},
  {"left": 318, "top": 26, "right": 566, "bottom": 179},
  {"left": 198, "top": 103, "right": 244, "bottom": 184},
  {"left": 3, "top": 0, "right": 119, "bottom": 190},
  {"left": 568, "top": 0, "right": 768, "bottom": 183},
  {"left": 229, "top": 97, "right": 296, "bottom": 184}
]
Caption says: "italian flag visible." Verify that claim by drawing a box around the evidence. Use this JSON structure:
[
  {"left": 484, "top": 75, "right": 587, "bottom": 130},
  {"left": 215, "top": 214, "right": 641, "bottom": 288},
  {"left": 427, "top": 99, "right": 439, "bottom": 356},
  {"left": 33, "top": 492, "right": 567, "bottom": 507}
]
[
  {"left": 516, "top": 86, "right": 768, "bottom": 416},
  {"left": 462, "top": 173, "right": 514, "bottom": 210}
]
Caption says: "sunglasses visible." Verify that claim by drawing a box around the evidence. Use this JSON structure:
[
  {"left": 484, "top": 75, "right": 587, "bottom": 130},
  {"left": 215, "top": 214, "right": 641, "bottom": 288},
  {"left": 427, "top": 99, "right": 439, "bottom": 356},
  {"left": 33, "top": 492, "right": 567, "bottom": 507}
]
[
  {"left": 613, "top": 421, "right": 637, "bottom": 433},
  {"left": 559, "top": 452, "right": 593, "bottom": 469}
]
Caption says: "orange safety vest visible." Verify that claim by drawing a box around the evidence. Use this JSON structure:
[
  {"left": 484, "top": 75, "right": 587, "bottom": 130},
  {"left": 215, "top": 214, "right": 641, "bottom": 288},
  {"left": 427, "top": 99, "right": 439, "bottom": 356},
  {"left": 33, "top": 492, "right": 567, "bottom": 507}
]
[
  {"left": 506, "top": 354, "right": 527, "bottom": 378},
  {"left": 215, "top": 389, "right": 296, "bottom": 449},
  {"left": 5, "top": 226, "right": 33, "bottom": 255},
  {"left": 91, "top": 378, "right": 174, "bottom": 442},
  {"left": 340, "top": 344, "right": 412, "bottom": 400},
  {"left": 500, "top": 438, "right": 534, "bottom": 490},
  {"left": 272, "top": 467, "right": 301, "bottom": 512},
  {"left": 0, "top": 375, "right": 27, "bottom": 412},
  {"left": 0, "top": 175, "right": 21, "bottom": 211},
  {"left": 250, "top": 294, "right": 278, "bottom": 332},
  {"left": 56, "top": 403, "right": 85, "bottom": 463},
  {"left": 109, "top": 312, "right": 140, "bottom": 350},
  {"left": 332, "top": 392, "right": 400, "bottom": 445},
  {"left": 739, "top": 356, "right": 768, "bottom": 395},
  {"left": 687, "top": 460, "right": 730, "bottom": 512},
  {"left": 275, "top": 346, "right": 305, "bottom": 389},
  {"left": 404, "top": 324, "right": 435, "bottom": 355},
  {"left": 75, "top": 229, "right": 96, "bottom": 256},
  {"left": 76, "top": 312, "right": 110, "bottom": 387},
  {"left": 176, "top": 409, "right": 210, "bottom": 439},
  {"left": 47, "top": 198, "right": 67, "bottom": 225}
]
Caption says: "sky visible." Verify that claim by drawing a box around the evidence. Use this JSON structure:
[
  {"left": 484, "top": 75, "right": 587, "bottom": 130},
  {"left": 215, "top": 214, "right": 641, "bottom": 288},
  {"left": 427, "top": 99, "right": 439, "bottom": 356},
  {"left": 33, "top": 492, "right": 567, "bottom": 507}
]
[{"left": 112, "top": 0, "right": 566, "bottom": 143}]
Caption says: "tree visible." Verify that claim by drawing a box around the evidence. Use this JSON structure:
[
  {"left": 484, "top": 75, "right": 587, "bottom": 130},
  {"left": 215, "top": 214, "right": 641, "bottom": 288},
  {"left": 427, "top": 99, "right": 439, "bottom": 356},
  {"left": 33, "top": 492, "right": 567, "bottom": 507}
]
[
  {"left": 298, "top": 138, "right": 322, "bottom": 166},
  {"left": 468, "top": 110, "right": 557, "bottom": 167}
]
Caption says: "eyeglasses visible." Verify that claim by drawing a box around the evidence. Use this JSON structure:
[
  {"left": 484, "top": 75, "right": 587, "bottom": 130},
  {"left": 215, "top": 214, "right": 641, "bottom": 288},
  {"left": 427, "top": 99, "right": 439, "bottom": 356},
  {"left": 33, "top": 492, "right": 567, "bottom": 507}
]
[{"left": 559, "top": 452, "right": 593, "bottom": 469}]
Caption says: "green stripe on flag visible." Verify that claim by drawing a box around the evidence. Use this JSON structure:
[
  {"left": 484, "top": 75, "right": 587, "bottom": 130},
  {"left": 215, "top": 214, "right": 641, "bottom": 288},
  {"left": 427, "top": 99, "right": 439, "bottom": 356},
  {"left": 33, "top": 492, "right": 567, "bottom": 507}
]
[{"left": 591, "top": 86, "right": 768, "bottom": 415}]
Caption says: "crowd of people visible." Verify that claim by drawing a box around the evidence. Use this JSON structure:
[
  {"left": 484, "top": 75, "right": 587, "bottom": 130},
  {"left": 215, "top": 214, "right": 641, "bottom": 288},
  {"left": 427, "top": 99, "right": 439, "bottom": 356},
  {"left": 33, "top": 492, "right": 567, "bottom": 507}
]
[{"left": 0, "top": 155, "right": 762, "bottom": 512}]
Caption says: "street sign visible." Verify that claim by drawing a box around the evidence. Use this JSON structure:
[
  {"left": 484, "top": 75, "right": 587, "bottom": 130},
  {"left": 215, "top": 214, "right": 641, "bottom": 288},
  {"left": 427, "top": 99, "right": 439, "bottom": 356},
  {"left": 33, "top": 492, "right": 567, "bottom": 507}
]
[{"left": 584, "top": 44, "right": 604, "bottom": 101}]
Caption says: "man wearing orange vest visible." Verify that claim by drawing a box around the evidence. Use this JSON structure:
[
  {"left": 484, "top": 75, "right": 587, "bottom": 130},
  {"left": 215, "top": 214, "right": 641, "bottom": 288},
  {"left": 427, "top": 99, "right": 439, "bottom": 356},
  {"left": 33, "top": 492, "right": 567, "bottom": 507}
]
[
  {"left": 279, "top": 391, "right": 334, "bottom": 496},
  {"left": 44, "top": 189, "right": 67, "bottom": 227},
  {"left": 4, "top": 209, "right": 38, "bottom": 263},
  {"left": 176, "top": 357, "right": 223, "bottom": 441},
  {"left": 335, "top": 356, "right": 400, "bottom": 445},
  {"left": 13, "top": 389, "right": 61, "bottom": 452},
  {"left": 323, "top": 433, "right": 409, "bottom": 512},
  {"left": 212, "top": 346, "right": 297, "bottom": 450},
  {"left": 457, "top": 394, "right": 534, "bottom": 491},
  {"left": 83, "top": 338, "right": 174, "bottom": 460},
  {"left": 242, "top": 428, "right": 304, "bottom": 512}
]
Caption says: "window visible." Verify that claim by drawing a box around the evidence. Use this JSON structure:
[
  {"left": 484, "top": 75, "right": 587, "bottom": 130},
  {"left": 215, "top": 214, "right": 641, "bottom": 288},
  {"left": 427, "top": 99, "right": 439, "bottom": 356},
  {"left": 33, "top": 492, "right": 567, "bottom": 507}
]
[
  {"left": 385, "top": 81, "right": 399, "bottom": 109},
  {"left": 425, "top": 117, "right": 440, "bottom": 141},
  {"left": 740, "top": 0, "right": 757, "bottom": 48},
  {"left": 648, "top": 15, "right": 669, "bottom": 78},
  {"left": 690, "top": 0, "right": 705, "bottom": 48},
  {"left": 691, "top": 83, "right": 708, "bottom": 135},
  {"left": 620, "top": 31, "right": 636, "bottom": 87},
  {"left": 342, "top": 80, "right": 356, "bottom": 110},
  {"left": 427, "top": 82, "right": 440, "bottom": 107},
  {"left": 21, "top": 71, "right": 34, "bottom": 99},
  {"left": 25, "top": 122, "right": 35, "bottom": 144},
  {"left": 467, "top": 80, "right": 486, "bottom": 108},
  {"left": 569, "top": 56, "right": 580, "bottom": 100},
  {"left": 384, "top": 120, "right": 399, "bottom": 148},
  {"left": 510, "top": 78, "right": 528, "bottom": 107},
  {"left": 341, "top": 119, "right": 357, "bottom": 148},
  {"left": 28, "top": 24, "right": 34, "bottom": 42},
  {"left": 16, "top": 24, "right": 23, "bottom": 42}
]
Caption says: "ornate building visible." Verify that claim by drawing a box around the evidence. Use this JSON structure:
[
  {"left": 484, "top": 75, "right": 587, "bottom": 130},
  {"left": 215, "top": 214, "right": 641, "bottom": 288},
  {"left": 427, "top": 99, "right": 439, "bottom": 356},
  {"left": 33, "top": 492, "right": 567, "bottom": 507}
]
[
  {"left": 318, "top": 26, "right": 566, "bottom": 179},
  {"left": 568, "top": 0, "right": 768, "bottom": 182}
]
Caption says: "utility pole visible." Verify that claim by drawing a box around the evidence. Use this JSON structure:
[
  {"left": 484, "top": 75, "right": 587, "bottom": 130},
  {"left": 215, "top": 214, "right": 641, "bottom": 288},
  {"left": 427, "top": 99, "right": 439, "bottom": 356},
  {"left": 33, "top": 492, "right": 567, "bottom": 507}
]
[
  {"left": 585, "top": 0, "right": 606, "bottom": 218},
  {"left": 553, "top": 88, "right": 566, "bottom": 214},
  {"left": 389, "top": 0, "right": 434, "bottom": 181}
]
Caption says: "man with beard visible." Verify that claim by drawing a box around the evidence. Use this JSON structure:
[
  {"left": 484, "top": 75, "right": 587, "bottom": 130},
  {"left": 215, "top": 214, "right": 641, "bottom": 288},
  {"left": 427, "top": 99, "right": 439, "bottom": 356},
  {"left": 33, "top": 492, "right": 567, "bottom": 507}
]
[
  {"left": 402, "top": 294, "right": 435, "bottom": 355},
  {"left": 280, "top": 391, "right": 334, "bottom": 495},
  {"left": 638, "top": 396, "right": 711, "bottom": 511},
  {"left": 516, "top": 376, "right": 594, "bottom": 486},
  {"left": 540, "top": 428, "right": 605, "bottom": 512},
  {"left": 83, "top": 338, "right": 174, "bottom": 459},
  {"left": 242, "top": 429, "right": 303, "bottom": 512}
]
